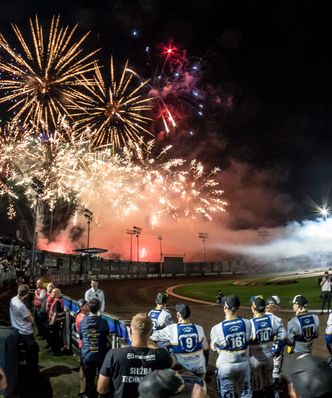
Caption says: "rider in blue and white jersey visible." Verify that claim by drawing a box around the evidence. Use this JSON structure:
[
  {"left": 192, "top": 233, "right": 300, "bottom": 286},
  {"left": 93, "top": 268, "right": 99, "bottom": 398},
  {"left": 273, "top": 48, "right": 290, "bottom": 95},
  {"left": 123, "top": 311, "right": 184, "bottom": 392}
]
[
  {"left": 287, "top": 295, "right": 319, "bottom": 354},
  {"left": 151, "top": 303, "right": 208, "bottom": 379},
  {"left": 210, "top": 295, "right": 252, "bottom": 398},
  {"left": 265, "top": 295, "right": 287, "bottom": 395},
  {"left": 249, "top": 296, "right": 286, "bottom": 397},
  {"left": 148, "top": 292, "right": 173, "bottom": 331}
]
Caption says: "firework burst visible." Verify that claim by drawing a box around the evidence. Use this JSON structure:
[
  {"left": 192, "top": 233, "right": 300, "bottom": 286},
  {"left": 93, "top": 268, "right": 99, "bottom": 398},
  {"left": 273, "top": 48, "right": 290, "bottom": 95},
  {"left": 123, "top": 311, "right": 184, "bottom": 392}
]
[
  {"left": 71, "top": 57, "right": 153, "bottom": 149},
  {"left": 121, "top": 140, "right": 227, "bottom": 222},
  {"left": 0, "top": 15, "right": 98, "bottom": 130},
  {"left": 0, "top": 123, "right": 30, "bottom": 199},
  {"left": 1, "top": 119, "right": 226, "bottom": 224}
]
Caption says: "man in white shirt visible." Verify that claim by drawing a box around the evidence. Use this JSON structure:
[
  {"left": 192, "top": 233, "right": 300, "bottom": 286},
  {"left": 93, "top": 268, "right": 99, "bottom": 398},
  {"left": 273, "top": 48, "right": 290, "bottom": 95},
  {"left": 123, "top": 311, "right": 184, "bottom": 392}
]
[
  {"left": 320, "top": 271, "right": 332, "bottom": 314},
  {"left": 84, "top": 278, "right": 105, "bottom": 311},
  {"left": 10, "top": 284, "right": 39, "bottom": 380}
]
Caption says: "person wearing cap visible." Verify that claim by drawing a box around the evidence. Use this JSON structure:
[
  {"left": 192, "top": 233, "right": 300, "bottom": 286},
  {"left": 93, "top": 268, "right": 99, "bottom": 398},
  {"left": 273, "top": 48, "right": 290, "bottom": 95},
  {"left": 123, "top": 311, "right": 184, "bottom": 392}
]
[
  {"left": 148, "top": 292, "right": 173, "bottom": 332},
  {"left": 9, "top": 284, "right": 39, "bottom": 382},
  {"left": 287, "top": 295, "right": 319, "bottom": 354},
  {"left": 265, "top": 296, "right": 287, "bottom": 386},
  {"left": 210, "top": 295, "right": 252, "bottom": 398},
  {"left": 84, "top": 278, "right": 105, "bottom": 312},
  {"left": 75, "top": 298, "right": 89, "bottom": 398},
  {"left": 97, "top": 313, "right": 172, "bottom": 398},
  {"left": 151, "top": 303, "right": 209, "bottom": 379},
  {"left": 283, "top": 353, "right": 332, "bottom": 398},
  {"left": 249, "top": 296, "right": 286, "bottom": 397},
  {"left": 79, "top": 298, "right": 110, "bottom": 398}
]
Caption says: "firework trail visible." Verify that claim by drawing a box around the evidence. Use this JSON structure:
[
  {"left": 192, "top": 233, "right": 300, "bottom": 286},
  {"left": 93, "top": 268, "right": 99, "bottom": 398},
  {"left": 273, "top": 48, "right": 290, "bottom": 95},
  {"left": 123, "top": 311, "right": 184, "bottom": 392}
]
[
  {"left": 71, "top": 57, "right": 153, "bottom": 149},
  {"left": 0, "top": 120, "right": 226, "bottom": 226},
  {"left": 0, "top": 15, "right": 98, "bottom": 130},
  {"left": 128, "top": 37, "right": 204, "bottom": 138}
]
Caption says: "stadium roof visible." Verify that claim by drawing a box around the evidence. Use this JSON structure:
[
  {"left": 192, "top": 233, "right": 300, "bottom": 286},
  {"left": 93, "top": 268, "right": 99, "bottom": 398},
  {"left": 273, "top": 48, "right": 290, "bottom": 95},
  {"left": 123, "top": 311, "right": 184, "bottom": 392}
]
[{"left": 73, "top": 248, "right": 108, "bottom": 254}]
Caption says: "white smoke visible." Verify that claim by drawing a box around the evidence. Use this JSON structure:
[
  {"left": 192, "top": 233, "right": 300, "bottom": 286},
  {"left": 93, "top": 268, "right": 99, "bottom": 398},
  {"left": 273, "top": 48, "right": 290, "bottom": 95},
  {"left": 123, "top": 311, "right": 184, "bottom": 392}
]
[{"left": 213, "top": 217, "right": 332, "bottom": 262}]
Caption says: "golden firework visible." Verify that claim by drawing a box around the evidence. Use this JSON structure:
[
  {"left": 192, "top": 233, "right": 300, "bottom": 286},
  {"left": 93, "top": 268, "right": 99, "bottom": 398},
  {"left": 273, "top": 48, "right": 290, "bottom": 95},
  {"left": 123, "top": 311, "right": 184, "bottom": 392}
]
[
  {"left": 0, "top": 15, "right": 98, "bottom": 130},
  {"left": 71, "top": 57, "right": 153, "bottom": 149}
]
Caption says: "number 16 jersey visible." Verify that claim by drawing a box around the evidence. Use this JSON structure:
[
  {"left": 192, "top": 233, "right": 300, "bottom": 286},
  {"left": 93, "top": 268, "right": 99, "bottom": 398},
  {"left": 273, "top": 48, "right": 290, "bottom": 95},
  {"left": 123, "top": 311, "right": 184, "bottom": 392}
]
[{"left": 210, "top": 316, "right": 251, "bottom": 367}]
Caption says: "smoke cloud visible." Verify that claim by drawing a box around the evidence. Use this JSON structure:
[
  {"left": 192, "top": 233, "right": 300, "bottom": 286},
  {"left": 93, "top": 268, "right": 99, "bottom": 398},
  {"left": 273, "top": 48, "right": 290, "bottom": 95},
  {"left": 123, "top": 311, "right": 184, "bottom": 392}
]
[{"left": 215, "top": 218, "right": 332, "bottom": 265}]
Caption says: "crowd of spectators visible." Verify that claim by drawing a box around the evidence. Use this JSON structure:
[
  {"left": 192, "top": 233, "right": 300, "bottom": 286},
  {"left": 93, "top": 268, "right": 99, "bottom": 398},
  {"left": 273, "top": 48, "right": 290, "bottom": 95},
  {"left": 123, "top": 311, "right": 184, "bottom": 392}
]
[
  {"left": 4, "top": 273, "right": 332, "bottom": 397},
  {"left": 0, "top": 246, "right": 47, "bottom": 285}
]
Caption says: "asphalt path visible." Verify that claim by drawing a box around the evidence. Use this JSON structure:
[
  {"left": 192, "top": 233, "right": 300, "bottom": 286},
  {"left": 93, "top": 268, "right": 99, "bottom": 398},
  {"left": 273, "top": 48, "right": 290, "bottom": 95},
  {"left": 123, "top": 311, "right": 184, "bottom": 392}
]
[{"left": 62, "top": 276, "right": 331, "bottom": 397}]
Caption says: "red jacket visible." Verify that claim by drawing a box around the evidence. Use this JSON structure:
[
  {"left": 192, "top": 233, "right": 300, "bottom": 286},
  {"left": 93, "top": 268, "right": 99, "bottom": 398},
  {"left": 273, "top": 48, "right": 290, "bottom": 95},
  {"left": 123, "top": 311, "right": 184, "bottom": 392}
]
[
  {"left": 34, "top": 288, "right": 46, "bottom": 307},
  {"left": 49, "top": 298, "right": 65, "bottom": 323}
]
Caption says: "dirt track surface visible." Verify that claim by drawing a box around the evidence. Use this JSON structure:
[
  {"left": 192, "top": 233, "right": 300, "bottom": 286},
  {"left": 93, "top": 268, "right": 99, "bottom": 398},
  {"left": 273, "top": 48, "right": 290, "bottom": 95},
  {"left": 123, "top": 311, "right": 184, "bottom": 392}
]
[
  {"left": 62, "top": 276, "right": 330, "bottom": 359},
  {"left": 62, "top": 276, "right": 331, "bottom": 398}
]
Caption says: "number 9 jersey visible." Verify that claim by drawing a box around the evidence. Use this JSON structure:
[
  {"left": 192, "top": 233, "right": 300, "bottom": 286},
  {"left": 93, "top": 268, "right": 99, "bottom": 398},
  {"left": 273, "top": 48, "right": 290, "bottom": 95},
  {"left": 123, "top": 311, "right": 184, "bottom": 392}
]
[{"left": 151, "top": 322, "right": 209, "bottom": 377}]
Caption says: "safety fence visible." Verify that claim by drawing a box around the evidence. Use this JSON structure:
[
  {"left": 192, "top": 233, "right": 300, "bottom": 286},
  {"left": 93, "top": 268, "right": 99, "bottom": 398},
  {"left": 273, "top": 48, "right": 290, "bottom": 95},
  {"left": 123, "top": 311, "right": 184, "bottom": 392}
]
[{"left": 62, "top": 295, "right": 131, "bottom": 353}]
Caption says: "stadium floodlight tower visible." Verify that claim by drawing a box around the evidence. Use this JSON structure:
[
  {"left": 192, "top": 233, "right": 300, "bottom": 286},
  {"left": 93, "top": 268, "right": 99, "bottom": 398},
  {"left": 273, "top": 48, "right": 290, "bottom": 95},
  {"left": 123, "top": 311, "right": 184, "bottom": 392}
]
[
  {"left": 157, "top": 235, "right": 163, "bottom": 274},
  {"left": 31, "top": 177, "right": 44, "bottom": 277},
  {"left": 133, "top": 226, "right": 142, "bottom": 262},
  {"left": 84, "top": 209, "right": 93, "bottom": 249},
  {"left": 126, "top": 229, "right": 135, "bottom": 262},
  {"left": 198, "top": 232, "right": 209, "bottom": 265},
  {"left": 84, "top": 209, "right": 93, "bottom": 272}
]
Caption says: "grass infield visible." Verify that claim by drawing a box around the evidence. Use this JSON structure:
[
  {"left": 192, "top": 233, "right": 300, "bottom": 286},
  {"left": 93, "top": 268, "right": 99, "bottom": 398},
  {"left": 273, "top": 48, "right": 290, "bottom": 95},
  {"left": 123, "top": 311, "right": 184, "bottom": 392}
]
[{"left": 174, "top": 275, "right": 323, "bottom": 309}]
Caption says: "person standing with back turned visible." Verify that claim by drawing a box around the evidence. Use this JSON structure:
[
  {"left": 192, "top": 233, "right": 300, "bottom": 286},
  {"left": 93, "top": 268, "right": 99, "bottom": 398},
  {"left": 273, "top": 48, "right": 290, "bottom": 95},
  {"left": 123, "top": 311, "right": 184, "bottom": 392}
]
[
  {"left": 210, "top": 295, "right": 252, "bottom": 398},
  {"left": 10, "top": 284, "right": 39, "bottom": 385},
  {"left": 97, "top": 313, "right": 172, "bottom": 398},
  {"left": 148, "top": 292, "right": 173, "bottom": 331},
  {"left": 151, "top": 303, "right": 209, "bottom": 379},
  {"left": 287, "top": 295, "right": 319, "bottom": 354},
  {"left": 79, "top": 298, "right": 109, "bottom": 398}
]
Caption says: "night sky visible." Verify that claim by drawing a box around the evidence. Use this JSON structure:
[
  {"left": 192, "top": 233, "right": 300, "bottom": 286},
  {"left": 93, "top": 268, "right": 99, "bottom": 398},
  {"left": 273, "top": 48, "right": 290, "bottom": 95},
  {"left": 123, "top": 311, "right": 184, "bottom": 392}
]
[{"left": 1, "top": 0, "right": 331, "bottom": 237}]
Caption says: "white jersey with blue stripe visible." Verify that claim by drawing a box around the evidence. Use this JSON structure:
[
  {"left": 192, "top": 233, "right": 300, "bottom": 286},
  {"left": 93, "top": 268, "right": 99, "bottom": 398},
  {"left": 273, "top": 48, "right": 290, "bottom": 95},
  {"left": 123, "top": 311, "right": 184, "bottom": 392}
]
[
  {"left": 287, "top": 311, "right": 319, "bottom": 353},
  {"left": 151, "top": 322, "right": 208, "bottom": 375},
  {"left": 210, "top": 316, "right": 251, "bottom": 367},
  {"left": 265, "top": 311, "right": 287, "bottom": 355},
  {"left": 249, "top": 313, "right": 285, "bottom": 361},
  {"left": 148, "top": 308, "right": 173, "bottom": 331}
]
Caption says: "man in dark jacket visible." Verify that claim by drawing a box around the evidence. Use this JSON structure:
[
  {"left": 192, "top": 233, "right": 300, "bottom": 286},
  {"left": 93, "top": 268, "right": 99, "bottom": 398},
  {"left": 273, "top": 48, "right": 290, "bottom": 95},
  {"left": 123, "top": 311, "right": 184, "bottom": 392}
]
[
  {"left": 79, "top": 298, "right": 110, "bottom": 398},
  {"left": 48, "top": 287, "right": 65, "bottom": 356}
]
